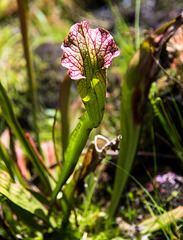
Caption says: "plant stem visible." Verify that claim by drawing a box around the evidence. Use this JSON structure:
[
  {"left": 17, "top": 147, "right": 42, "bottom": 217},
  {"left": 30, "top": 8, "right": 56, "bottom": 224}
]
[
  {"left": 49, "top": 112, "right": 92, "bottom": 209},
  {"left": 17, "top": 0, "right": 41, "bottom": 151},
  {"left": 59, "top": 72, "right": 71, "bottom": 161},
  {"left": 135, "top": 0, "right": 141, "bottom": 49}
]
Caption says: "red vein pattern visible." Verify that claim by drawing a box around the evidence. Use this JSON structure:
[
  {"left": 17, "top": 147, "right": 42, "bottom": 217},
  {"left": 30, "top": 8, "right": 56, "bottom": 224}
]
[{"left": 61, "top": 21, "right": 120, "bottom": 80}]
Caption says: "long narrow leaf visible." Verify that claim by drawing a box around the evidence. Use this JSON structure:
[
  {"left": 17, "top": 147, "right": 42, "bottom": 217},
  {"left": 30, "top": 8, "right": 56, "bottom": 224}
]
[
  {"left": 0, "top": 82, "right": 52, "bottom": 193},
  {"left": 7, "top": 201, "right": 45, "bottom": 231},
  {"left": 59, "top": 71, "right": 71, "bottom": 160},
  {"left": 17, "top": 0, "right": 41, "bottom": 150},
  {"left": 109, "top": 13, "right": 183, "bottom": 217},
  {"left": 0, "top": 169, "right": 48, "bottom": 223},
  {"left": 50, "top": 112, "right": 92, "bottom": 207},
  {"left": 0, "top": 141, "right": 27, "bottom": 186},
  {"left": 0, "top": 142, "right": 12, "bottom": 175}
]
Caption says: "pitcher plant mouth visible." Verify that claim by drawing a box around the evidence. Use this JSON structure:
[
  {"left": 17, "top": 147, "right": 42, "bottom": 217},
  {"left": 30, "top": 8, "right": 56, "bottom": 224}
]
[
  {"left": 61, "top": 21, "right": 120, "bottom": 127},
  {"left": 49, "top": 21, "right": 120, "bottom": 212},
  {"left": 61, "top": 21, "right": 120, "bottom": 80}
]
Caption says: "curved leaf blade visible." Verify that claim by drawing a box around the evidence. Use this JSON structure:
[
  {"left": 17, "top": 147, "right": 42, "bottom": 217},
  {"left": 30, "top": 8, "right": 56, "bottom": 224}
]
[
  {"left": 109, "top": 12, "right": 183, "bottom": 217},
  {"left": 0, "top": 169, "right": 48, "bottom": 222},
  {"left": 0, "top": 82, "right": 52, "bottom": 193}
]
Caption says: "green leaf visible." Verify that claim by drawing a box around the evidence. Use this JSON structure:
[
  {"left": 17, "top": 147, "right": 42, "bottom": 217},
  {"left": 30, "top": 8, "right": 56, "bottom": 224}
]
[
  {"left": 0, "top": 81, "right": 52, "bottom": 193},
  {"left": 0, "top": 169, "right": 48, "bottom": 223},
  {"left": 7, "top": 201, "right": 45, "bottom": 231},
  {"left": 0, "top": 143, "right": 10, "bottom": 173},
  {"left": 109, "top": 13, "right": 183, "bottom": 217},
  {"left": 0, "top": 140, "right": 28, "bottom": 186},
  {"left": 50, "top": 112, "right": 92, "bottom": 207}
]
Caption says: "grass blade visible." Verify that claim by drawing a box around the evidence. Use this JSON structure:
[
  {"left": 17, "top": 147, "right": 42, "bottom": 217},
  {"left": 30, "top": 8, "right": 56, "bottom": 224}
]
[
  {"left": 0, "top": 82, "right": 52, "bottom": 193},
  {"left": 0, "top": 140, "right": 27, "bottom": 186},
  {"left": 140, "top": 206, "right": 183, "bottom": 235},
  {"left": 17, "top": 0, "right": 41, "bottom": 151}
]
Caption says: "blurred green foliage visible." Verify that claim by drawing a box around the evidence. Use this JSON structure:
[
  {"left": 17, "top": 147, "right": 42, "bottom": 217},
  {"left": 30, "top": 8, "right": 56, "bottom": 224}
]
[{"left": 1, "top": 0, "right": 183, "bottom": 239}]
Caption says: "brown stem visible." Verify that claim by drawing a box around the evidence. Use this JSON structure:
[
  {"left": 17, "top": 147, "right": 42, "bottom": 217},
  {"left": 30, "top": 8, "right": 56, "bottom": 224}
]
[
  {"left": 59, "top": 71, "right": 71, "bottom": 161},
  {"left": 17, "top": 0, "right": 41, "bottom": 152}
]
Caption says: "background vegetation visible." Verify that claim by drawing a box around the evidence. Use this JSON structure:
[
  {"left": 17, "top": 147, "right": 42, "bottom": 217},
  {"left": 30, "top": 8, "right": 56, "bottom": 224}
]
[{"left": 0, "top": 0, "right": 183, "bottom": 239}]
